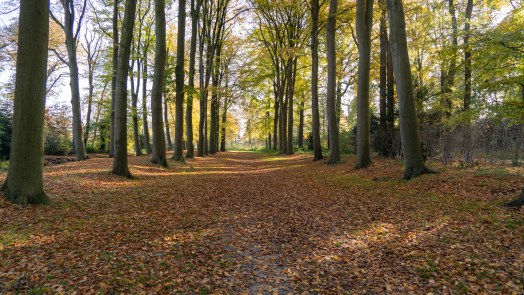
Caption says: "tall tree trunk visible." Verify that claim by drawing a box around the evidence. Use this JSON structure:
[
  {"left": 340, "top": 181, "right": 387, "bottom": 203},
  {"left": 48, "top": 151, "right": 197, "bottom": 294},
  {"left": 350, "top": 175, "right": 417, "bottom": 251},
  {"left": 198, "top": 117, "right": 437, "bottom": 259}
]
[
  {"left": 209, "top": 77, "right": 218, "bottom": 154},
  {"left": 130, "top": 57, "right": 143, "bottom": 156},
  {"left": 379, "top": 1, "right": 388, "bottom": 157},
  {"left": 112, "top": 0, "right": 137, "bottom": 177},
  {"left": 164, "top": 98, "right": 173, "bottom": 150},
  {"left": 2, "top": 0, "right": 50, "bottom": 205},
  {"left": 310, "top": 0, "right": 323, "bottom": 160},
  {"left": 150, "top": 0, "right": 168, "bottom": 167},
  {"left": 110, "top": 0, "right": 119, "bottom": 158},
  {"left": 59, "top": 0, "right": 87, "bottom": 160},
  {"left": 220, "top": 101, "right": 227, "bottom": 152},
  {"left": 84, "top": 55, "right": 95, "bottom": 148},
  {"left": 280, "top": 89, "right": 288, "bottom": 154},
  {"left": 298, "top": 99, "right": 304, "bottom": 149},
  {"left": 355, "top": 0, "right": 374, "bottom": 169},
  {"left": 142, "top": 61, "right": 152, "bottom": 154},
  {"left": 441, "top": 0, "right": 459, "bottom": 165},
  {"left": 386, "top": 26, "right": 395, "bottom": 157},
  {"left": 173, "top": 0, "right": 186, "bottom": 161},
  {"left": 387, "top": 0, "right": 435, "bottom": 179},
  {"left": 273, "top": 98, "right": 279, "bottom": 151},
  {"left": 463, "top": 0, "right": 473, "bottom": 165},
  {"left": 513, "top": 85, "right": 524, "bottom": 165},
  {"left": 92, "top": 82, "right": 108, "bottom": 148},
  {"left": 186, "top": 0, "right": 201, "bottom": 158},
  {"left": 286, "top": 59, "right": 295, "bottom": 155},
  {"left": 326, "top": 0, "right": 340, "bottom": 164}
]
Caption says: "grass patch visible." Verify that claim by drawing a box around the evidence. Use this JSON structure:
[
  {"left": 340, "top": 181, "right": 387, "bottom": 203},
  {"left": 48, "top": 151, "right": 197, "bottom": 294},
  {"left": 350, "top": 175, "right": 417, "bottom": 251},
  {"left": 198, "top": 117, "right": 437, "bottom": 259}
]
[{"left": 0, "top": 226, "right": 29, "bottom": 250}]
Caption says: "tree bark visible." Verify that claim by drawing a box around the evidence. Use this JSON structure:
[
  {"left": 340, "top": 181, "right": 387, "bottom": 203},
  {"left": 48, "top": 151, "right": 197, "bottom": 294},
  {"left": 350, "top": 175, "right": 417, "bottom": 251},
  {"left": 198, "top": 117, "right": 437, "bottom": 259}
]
[
  {"left": 130, "top": 54, "right": 143, "bottom": 156},
  {"left": 82, "top": 32, "right": 101, "bottom": 149},
  {"left": 298, "top": 99, "right": 304, "bottom": 149},
  {"left": 463, "top": 0, "right": 474, "bottom": 165},
  {"left": 110, "top": 0, "right": 119, "bottom": 158},
  {"left": 310, "top": 0, "right": 323, "bottom": 160},
  {"left": 164, "top": 97, "right": 173, "bottom": 150},
  {"left": 326, "top": 0, "right": 340, "bottom": 164},
  {"left": 186, "top": 0, "right": 201, "bottom": 158},
  {"left": 151, "top": 0, "right": 168, "bottom": 167},
  {"left": 112, "top": 0, "right": 138, "bottom": 177},
  {"left": 142, "top": 61, "right": 153, "bottom": 154},
  {"left": 286, "top": 59, "right": 296, "bottom": 155},
  {"left": 504, "top": 188, "right": 524, "bottom": 208},
  {"left": 441, "top": 0, "right": 459, "bottom": 165},
  {"left": 2, "top": 0, "right": 50, "bottom": 205},
  {"left": 386, "top": 24, "right": 395, "bottom": 157},
  {"left": 379, "top": 1, "right": 388, "bottom": 157},
  {"left": 387, "top": 0, "right": 435, "bottom": 179},
  {"left": 58, "top": 0, "right": 87, "bottom": 160},
  {"left": 173, "top": 0, "right": 186, "bottom": 161},
  {"left": 355, "top": 0, "right": 374, "bottom": 168},
  {"left": 220, "top": 101, "right": 227, "bottom": 152},
  {"left": 273, "top": 98, "right": 279, "bottom": 150}
]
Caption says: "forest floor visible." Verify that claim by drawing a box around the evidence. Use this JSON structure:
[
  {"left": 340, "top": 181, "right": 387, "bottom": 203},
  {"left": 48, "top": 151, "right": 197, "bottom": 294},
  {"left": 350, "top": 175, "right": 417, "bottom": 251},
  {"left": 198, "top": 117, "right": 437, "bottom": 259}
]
[{"left": 0, "top": 151, "right": 523, "bottom": 294}]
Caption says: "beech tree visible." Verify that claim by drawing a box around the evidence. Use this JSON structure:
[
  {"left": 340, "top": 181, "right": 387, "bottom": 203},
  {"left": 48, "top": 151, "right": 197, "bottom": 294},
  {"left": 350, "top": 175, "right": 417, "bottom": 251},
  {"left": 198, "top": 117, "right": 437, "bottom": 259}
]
[
  {"left": 112, "top": 0, "right": 138, "bottom": 177},
  {"left": 150, "top": 0, "right": 167, "bottom": 167},
  {"left": 185, "top": 0, "right": 202, "bottom": 158},
  {"left": 309, "top": 0, "right": 323, "bottom": 161},
  {"left": 387, "top": 0, "right": 435, "bottom": 179},
  {"left": 50, "top": 0, "right": 88, "bottom": 161},
  {"left": 172, "top": 0, "right": 186, "bottom": 161},
  {"left": 81, "top": 26, "right": 102, "bottom": 148},
  {"left": 2, "top": 0, "right": 50, "bottom": 204},
  {"left": 326, "top": 0, "right": 340, "bottom": 164},
  {"left": 355, "top": 0, "right": 373, "bottom": 169}
]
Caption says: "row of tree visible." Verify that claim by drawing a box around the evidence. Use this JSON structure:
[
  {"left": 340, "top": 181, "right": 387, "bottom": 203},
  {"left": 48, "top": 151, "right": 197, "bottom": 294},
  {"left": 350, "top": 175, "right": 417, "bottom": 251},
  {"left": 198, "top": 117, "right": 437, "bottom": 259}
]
[{"left": 1, "top": 0, "right": 523, "bottom": 206}]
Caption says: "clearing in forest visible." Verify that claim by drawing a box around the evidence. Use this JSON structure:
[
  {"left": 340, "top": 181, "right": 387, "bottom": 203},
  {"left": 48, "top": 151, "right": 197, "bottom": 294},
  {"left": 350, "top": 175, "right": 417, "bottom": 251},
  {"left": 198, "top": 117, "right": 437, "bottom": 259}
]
[{"left": 0, "top": 152, "right": 523, "bottom": 293}]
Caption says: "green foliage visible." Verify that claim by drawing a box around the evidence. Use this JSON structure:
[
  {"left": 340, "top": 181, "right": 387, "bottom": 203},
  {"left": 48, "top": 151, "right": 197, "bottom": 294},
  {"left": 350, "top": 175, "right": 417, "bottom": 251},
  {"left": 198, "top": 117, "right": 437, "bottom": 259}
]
[
  {"left": 44, "top": 104, "right": 73, "bottom": 156},
  {"left": 0, "top": 98, "right": 13, "bottom": 160}
]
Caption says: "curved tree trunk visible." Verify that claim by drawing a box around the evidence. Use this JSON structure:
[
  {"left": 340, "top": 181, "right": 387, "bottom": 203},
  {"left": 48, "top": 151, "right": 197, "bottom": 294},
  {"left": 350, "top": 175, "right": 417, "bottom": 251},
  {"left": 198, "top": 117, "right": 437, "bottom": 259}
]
[
  {"left": 355, "top": 0, "right": 374, "bottom": 169},
  {"left": 2, "top": 0, "right": 50, "bottom": 205},
  {"left": 326, "top": 0, "right": 340, "bottom": 164},
  {"left": 387, "top": 0, "right": 436, "bottom": 179},
  {"left": 151, "top": 0, "right": 168, "bottom": 167},
  {"left": 112, "top": 0, "right": 138, "bottom": 177}
]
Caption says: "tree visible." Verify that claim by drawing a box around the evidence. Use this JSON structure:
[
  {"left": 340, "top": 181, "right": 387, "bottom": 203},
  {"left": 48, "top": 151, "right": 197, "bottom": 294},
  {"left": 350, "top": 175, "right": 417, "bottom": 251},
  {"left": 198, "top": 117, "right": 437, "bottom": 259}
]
[
  {"left": 172, "top": 0, "right": 186, "bottom": 161},
  {"left": 109, "top": 0, "right": 119, "bottom": 158},
  {"left": 309, "top": 0, "right": 324, "bottom": 161},
  {"left": 186, "top": 0, "right": 202, "bottom": 158},
  {"left": 150, "top": 0, "right": 167, "bottom": 167},
  {"left": 112, "top": 0, "right": 138, "bottom": 177},
  {"left": 326, "top": 0, "right": 340, "bottom": 164},
  {"left": 81, "top": 25, "right": 103, "bottom": 148},
  {"left": 387, "top": 0, "right": 435, "bottom": 179},
  {"left": 2, "top": 0, "right": 50, "bottom": 204},
  {"left": 355, "top": 0, "right": 373, "bottom": 169},
  {"left": 463, "top": 0, "right": 473, "bottom": 165},
  {"left": 50, "top": 0, "right": 88, "bottom": 161}
]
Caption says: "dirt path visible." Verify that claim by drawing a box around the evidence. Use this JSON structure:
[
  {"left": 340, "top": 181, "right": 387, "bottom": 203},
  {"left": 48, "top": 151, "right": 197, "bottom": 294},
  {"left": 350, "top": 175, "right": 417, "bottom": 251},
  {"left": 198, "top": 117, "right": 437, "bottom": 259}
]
[{"left": 0, "top": 151, "right": 522, "bottom": 293}]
